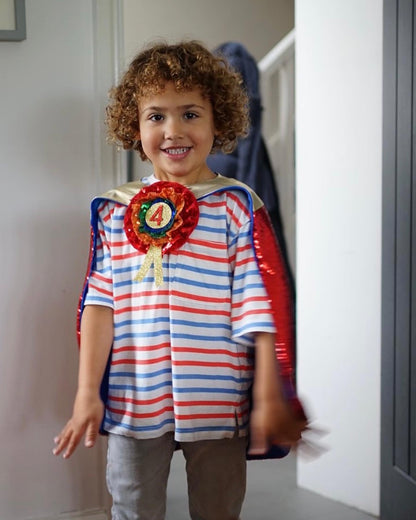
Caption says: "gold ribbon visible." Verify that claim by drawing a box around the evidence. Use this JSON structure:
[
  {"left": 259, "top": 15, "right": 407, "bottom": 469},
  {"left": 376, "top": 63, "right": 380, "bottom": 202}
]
[{"left": 134, "top": 245, "right": 163, "bottom": 286}]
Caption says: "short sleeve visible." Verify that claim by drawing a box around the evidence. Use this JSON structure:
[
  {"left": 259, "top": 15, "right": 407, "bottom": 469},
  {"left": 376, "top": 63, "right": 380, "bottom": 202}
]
[
  {"left": 84, "top": 201, "right": 114, "bottom": 309},
  {"left": 228, "top": 200, "right": 276, "bottom": 346}
]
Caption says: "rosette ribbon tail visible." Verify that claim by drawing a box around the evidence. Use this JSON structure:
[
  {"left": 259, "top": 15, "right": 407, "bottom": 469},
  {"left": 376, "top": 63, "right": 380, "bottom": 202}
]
[{"left": 134, "top": 244, "right": 163, "bottom": 286}]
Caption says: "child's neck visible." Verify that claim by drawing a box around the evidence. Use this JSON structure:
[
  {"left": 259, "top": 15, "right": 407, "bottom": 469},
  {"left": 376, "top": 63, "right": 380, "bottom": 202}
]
[{"left": 153, "top": 167, "right": 216, "bottom": 186}]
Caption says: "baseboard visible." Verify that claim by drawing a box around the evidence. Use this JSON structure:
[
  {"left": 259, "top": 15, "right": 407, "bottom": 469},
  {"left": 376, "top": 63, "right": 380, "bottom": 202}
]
[{"left": 28, "top": 509, "right": 108, "bottom": 520}]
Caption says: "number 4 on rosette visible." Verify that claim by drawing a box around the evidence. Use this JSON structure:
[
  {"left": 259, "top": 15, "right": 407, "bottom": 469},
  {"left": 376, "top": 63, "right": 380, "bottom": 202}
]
[{"left": 124, "top": 181, "right": 199, "bottom": 286}]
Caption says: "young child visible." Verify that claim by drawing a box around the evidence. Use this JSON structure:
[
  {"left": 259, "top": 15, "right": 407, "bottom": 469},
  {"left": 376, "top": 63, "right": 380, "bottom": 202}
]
[{"left": 54, "top": 40, "right": 307, "bottom": 520}]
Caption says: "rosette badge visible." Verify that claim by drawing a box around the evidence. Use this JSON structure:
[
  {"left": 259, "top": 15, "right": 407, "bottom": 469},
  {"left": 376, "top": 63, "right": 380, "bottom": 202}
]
[{"left": 124, "top": 181, "right": 199, "bottom": 286}]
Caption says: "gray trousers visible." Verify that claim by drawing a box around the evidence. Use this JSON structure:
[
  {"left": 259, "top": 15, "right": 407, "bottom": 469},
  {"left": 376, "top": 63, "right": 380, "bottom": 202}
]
[{"left": 106, "top": 432, "right": 247, "bottom": 520}]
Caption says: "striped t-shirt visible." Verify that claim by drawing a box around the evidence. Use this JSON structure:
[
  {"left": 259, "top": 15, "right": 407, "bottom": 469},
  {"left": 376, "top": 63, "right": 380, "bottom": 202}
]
[{"left": 84, "top": 180, "right": 276, "bottom": 442}]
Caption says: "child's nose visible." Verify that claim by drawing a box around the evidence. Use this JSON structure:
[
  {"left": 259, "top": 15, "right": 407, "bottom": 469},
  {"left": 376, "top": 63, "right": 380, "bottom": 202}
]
[{"left": 164, "top": 118, "right": 184, "bottom": 140}]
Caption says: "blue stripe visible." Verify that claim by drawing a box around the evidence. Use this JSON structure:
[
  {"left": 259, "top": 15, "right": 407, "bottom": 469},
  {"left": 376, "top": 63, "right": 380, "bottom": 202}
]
[
  {"left": 105, "top": 417, "right": 175, "bottom": 432},
  {"left": 103, "top": 224, "right": 124, "bottom": 234},
  {"left": 113, "top": 265, "right": 139, "bottom": 275},
  {"left": 114, "top": 317, "right": 170, "bottom": 328},
  {"left": 111, "top": 262, "right": 230, "bottom": 282},
  {"left": 91, "top": 265, "right": 112, "bottom": 275},
  {"left": 173, "top": 386, "right": 246, "bottom": 395},
  {"left": 170, "top": 332, "right": 231, "bottom": 342},
  {"left": 173, "top": 373, "right": 251, "bottom": 384},
  {"left": 199, "top": 212, "right": 226, "bottom": 221},
  {"left": 173, "top": 277, "right": 230, "bottom": 291},
  {"left": 175, "top": 425, "right": 236, "bottom": 433},
  {"left": 233, "top": 283, "right": 265, "bottom": 294},
  {"left": 196, "top": 225, "right": 227, "bottom": 235},
  {"left": 109, "top": 368, "right": 172, "bottom": 379},
  {"left": 114, "top": 329, "right": 171, "bottom": 341},
  {"left": 234, "top": 269, "right": 261, "bottom": 281},
  {"left": 114, "top": 276, "right": 161, "bottom": 288},
  {"left": 112, "top": 263, "right": 167, "bottom": 275},
  {"left": 84, "top": 295, "right": 113, "bottom": 305},
  {"left": 233, "top": 322, "right": 275, "bottom": 336},
  {"left": 171, "top": 262, "right": 230, "bottom": 278},
  {"left": 171, "top": 319, "right": 231, "bottom": 331},
  {"left": 95, "top": 252, "right": 112, "bottom": 264},
  {"left": 109, "top": 381, "right": 172, "bottom": 392},
  {"left": 228, "top": 228, "right": 251, "bottom": 244}
]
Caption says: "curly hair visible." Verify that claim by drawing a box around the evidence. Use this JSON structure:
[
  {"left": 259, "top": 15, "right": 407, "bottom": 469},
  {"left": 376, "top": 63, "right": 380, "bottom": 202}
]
[{"left": 106, "top": 40, "right": 249, "bottom": 160}]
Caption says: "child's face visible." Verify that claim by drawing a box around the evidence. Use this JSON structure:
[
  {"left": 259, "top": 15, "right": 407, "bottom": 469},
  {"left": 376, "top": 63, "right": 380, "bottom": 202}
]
[{"left": 137, "top": 82, "right": 217, "bottom": 185}]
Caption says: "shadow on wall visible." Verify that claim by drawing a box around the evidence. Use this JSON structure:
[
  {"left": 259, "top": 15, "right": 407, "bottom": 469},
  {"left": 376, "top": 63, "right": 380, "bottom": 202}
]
[
  {"left": 0, "top": 94, "right": 107, "bottom": 516},
  {"left": 0, "top": 209, "right": 106, "bottom": 512}
]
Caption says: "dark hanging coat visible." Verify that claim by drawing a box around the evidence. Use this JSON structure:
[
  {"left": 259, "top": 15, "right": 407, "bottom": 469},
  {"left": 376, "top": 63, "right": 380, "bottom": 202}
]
[{"left": 207, "top": 41, "right": 294, "bottom": 292}]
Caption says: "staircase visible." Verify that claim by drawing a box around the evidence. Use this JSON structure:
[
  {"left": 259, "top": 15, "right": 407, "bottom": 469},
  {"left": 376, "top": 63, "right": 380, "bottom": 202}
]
[{"left": 259, "top": 29, "right": 296, "bottom": 276}]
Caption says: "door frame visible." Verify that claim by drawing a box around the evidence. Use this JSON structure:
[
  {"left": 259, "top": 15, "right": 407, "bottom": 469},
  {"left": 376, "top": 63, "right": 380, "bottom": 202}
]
[{"left": 381, "top": 0, "right": 416, "bottom": 518}]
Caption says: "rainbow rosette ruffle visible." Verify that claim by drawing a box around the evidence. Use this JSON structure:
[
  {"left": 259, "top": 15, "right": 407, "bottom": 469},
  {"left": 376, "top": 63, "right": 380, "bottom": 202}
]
[{"left": 124, "top": 181, "right": 199, "bottom": 286}]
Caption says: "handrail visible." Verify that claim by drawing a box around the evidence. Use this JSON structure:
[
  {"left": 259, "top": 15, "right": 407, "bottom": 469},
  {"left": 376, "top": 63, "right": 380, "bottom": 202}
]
[
  {"left": 258, "top": 28, "right": 296, "bottom": 276},
  {"left": 258, "top": 28, "right": 295, "bottom": 75}
]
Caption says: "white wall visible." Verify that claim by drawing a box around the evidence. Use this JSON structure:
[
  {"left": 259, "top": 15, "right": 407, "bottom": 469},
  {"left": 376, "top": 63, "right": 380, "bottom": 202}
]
[
  {"left": 295, "top": 0, "right": 382, "bottom": 516},
  {"left": 123, "top": 0, "right": 294, "bottom": 179},
  {"left": 0, "top": 1, "right": 114, "bottom": 518},
  {"left": 123, "top": 0, "right": 293, "bottom": 64}
]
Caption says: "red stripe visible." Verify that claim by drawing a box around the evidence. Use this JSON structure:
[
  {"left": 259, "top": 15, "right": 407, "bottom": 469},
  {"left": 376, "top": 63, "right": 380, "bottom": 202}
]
[
  {"left": 175, "top": 411, "right": 245, "bottom": 420},
  {"left": 108, "top": 405, "right": 174, "bottom": 419},
  {"left": 114, "top": 304, "right": 170, "bottom": 315},
  {"left": 228, "top": 192, "right": 251, "bottom": 219},
  {"left": 199, "top": 200, "right": 227, "bottom": 208},
  {"left": 236, "top": 243, "right": 252, "bottom": 254},
  {"left": 232, "top": 296, "right": 270, "bottom": 308},
  {"left": 112, "top": 251, "right": 140, "bottom": 261},
  {"left": 171, "top": 305, "right": 229, "bottom": 316},
  {"left": 98, "top": 200, "right": 110, "bottom": 217},
  {"left": 88, "top": 282, "right": 113, "bottom": 297},
  {"left": 171, "top": 290, "right": 230, "bottom": 303},
  {"left": 176, "top": 250, "right": 229, "bottom": 263},
  {"left": 172, "top": 347, "right": 250, "bottom": 359},
  {"left": 187, "top": 237, "right": 227, "bottom": 250},
  {"left": 111, "top": 355, "right": 171, "bottom": 365},
  {"left": 114, "top": 304, "right": 229, "bottom": 316},
  {"left": 234, "top": 256, "right": 254, "bottom": 268},
  {"left": 227, "top": 205, "right": 244, "bottom": 227},
  {"left": 110, "top": 239, "right": 130, "bottom": 247},
  {"left": 115, "top": 289, "right": 170, "bottom": 299},
  {"left": 112, "top": 342, "right": 171, "bottom": 354},
  {"left": 172, "top": 360, "right": 252, "bottom": 370},
  {"left": 174, "top": 398, "right": 249, "bottom": 407},
  {"left": 90, "top": 272, "right": 112, "bottom": 284},
  {"left": 231, "top": 309, "right": 273, "bottom": 323},
  {"left": 101, "top": 205, "right": 116, "bottom": 222},
  {"left": 109, "top": 394, "right": 173, "bottom": 406},
  {"left": 114, "top": 289, "right": 230, "bottom": 304}
]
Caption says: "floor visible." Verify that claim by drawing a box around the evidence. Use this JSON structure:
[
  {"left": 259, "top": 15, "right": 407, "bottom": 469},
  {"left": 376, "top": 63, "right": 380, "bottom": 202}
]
[{"left": 165, "top": 451, "right": 377, "bottom": 520}]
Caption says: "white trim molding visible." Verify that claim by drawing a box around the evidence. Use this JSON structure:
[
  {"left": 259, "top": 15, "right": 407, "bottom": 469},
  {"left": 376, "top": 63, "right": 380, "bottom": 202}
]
[
  {"left": 92, "top": 0, "right": 127, "bottom": 193},
  {"left": 28, "top": 509, "right": 108, "bottom": 520}
]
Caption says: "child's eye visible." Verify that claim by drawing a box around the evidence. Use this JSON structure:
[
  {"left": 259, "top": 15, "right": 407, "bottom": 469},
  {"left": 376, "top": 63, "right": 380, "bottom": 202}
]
[
  {"left": 149, "top": 114, "right": 164, "bottom": 122},
  {"left": 184, "top": 112, "right": 198, "bottom": 120}
]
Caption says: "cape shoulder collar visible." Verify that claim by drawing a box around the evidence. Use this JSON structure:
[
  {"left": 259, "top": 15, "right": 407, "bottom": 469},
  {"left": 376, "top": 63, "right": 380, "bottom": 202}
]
[{"left": 97, "top": 174, "right": 263, "bottom": 212}]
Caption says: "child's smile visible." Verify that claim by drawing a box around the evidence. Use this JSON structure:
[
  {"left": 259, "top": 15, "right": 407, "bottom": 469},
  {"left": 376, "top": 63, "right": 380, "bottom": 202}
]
[
  {"left": 162, "top": 146, "right": 191, "bottom": 159},
  {"left": 138, "top": 82, "right": 217, "bottom": 185}
]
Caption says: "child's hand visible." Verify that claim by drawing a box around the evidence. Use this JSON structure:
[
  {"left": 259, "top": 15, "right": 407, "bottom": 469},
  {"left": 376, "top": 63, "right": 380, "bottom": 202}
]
[
  {"left": 53, "top": 389, "right": 104, "bottom": 459},
  {"left": 248, "top": 399, "right": 308, "bottom": 456}
]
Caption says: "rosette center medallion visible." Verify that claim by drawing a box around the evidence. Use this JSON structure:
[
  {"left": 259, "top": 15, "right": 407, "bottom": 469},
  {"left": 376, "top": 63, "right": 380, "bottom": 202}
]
[{"left": 124, "top": 181, "right": 199, "bottom": 286}]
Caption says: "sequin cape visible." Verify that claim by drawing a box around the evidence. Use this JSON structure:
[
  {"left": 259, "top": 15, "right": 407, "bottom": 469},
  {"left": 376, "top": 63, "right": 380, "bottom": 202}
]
[{"left": 77, "top": 174, "right": 304, "bottom": 459}]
